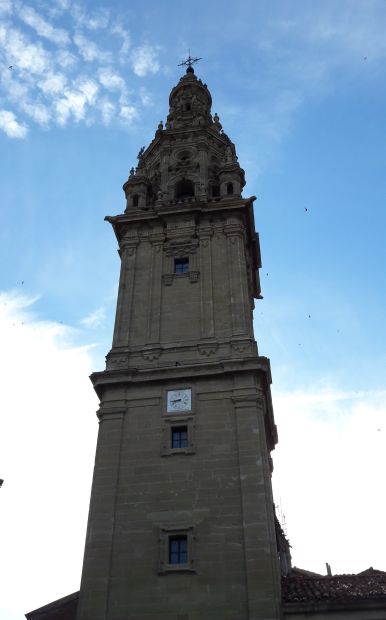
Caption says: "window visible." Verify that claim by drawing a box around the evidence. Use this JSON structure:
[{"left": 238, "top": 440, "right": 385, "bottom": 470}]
[
  {"left": 174, "top": 257, "right": 189, "bottom": 274},
  {"left": 212, "top": 184, "right": 220, "bottom": 197},
  {"left": 171, "top": 425, "right": 188, "bottom": 449},
  {"left": 132, "top": 194, "right": 139, "bottom": 207},
  {"left": 159, "top": 526, "right": 195, "bottom": 573},
  {"left": 160, "top": 415, "right": 195, "bottom": 457},
  {"left": 169, "top": 535, "right": 188, "bottom": 565},
  {"left": 226, "top": 182, "right": 234, "bottom": 195},
  {"left": 175, "top": 178, "right": 194, "bottom": 200}
]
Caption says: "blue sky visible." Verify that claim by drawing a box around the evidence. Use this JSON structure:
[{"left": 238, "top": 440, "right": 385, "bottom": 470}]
[{"left": 0, "top": 1, "right": 385, "bottom": 617}]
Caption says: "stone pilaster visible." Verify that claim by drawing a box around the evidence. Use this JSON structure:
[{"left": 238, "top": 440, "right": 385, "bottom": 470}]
[
  {"left": 77, "top": 408, "right": 126, "bottom": 620},
  {"left": 112, "top": 234, "right": 139, "bottom": 348},
  {"left": 198, "top": 219, "right": 214, "bottom": 339},
  {"left": 233, "top": 393, "right": 281, "bottom": 620},
  {"left": 225, "top": 217, "right": 248, "bottom": 336},
  {"left": 147, "top": 230, "right": 164, "bottom": 344}
]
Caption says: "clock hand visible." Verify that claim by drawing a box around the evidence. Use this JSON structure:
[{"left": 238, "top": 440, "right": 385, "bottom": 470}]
[{"left": 171, "top": 398, "right": 182, "bottom": 404}]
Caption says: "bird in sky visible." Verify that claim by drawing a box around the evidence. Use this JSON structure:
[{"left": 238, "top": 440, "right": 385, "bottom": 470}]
[
  {"left": 305, "top": 207, "right": 308, "bottom": 212},
  {"left": 8, "top": 65, "right": 13, "bottom": 70}
]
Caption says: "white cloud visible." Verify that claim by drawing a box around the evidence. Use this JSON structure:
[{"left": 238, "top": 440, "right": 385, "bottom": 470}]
[
  {"left": 0, "top": 108, "right": 27, "bottom": 137},
  {"left": 131, "top": 44, "right": 160, "bottom": 77},
  {"left": 0, "top": 291, "right": 98, "bottom": 616},
  {"left": 98, "top": 68, "right": 126, "bottom": 92},
  {"left": 111, "top": 22, "right": 130, "bottom": 56},
  {"left": 0, "top": 0, "right": 12, "bottom": 15},
  {"left": 99, "top": 98, "right": 115, "bottom": 125},
  {"left": 0, "top": 6, "right": 161, "bottom": 134},
  {"left": 81, "top": 306, "right": 106, "bottom": 328},
  {"left": 55, "top": 48, "right": 77, "bottom": 68},
  {"left": 0, "top": 24, "right": 50, "bottom": 74},
  {"left": 139, "top": 86, "right": 153, "bottom": 107},
  {"left": 78, "top": 78, "right": 99, "bottom": 103},
  {"left": 53, "top": 78, "right": 98, "bottom": 125},
  {"left": 73, "top": 32, "right": 111, "bottom": 63},
  {"left": 17, "top": 2, "right": 70, "bottom": 46},
  {"left": 22, "top": 100, "right": 50, "bottom": 124},
  {"left": 38, "top": 71, "right": 67, "bottom": 95},
  {"left": 273, "top": 385, "right": 386, "bottom": 573},
  {"left": 119, "top": 104, "right": 137, "bottom": 124},
  {"left": 70, "top": 4, "right": 109, "bottom": 31}
]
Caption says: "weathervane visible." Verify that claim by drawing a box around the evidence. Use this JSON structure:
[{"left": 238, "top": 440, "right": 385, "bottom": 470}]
[{"left": 178, "top": 49, "right": 202, "bottom": 73}]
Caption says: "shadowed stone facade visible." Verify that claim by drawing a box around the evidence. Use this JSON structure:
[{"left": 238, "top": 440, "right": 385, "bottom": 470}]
[{"left": 25, "top": 68, "right": 386, "bottom": 620}]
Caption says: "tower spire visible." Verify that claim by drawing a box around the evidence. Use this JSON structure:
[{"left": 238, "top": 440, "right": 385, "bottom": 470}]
[{"left": 178, "top": 49, "right": 202, "bottom": 73}]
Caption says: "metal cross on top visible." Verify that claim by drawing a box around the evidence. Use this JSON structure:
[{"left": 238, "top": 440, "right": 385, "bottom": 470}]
[{"left": 178, "top": 50, "right": 202, "bottom": 72}]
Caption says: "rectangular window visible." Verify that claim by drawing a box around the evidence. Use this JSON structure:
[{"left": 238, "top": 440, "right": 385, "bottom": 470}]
[
  {"left": 171, "top": 425, "right": 188, "bottom": 449},
  {"left": 169, "top": 535, "right": 188, "bottom": 565},
  {"left": 174, "top": 257, "right": 189, "bottom": 274},
  {"left": 159, "top": 526, "right": 195, "bottom": 573}
]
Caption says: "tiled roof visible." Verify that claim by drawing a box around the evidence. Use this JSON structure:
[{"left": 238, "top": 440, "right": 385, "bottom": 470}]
[{"left": 283, "top": 567, "right": 386, "bottom": 604}]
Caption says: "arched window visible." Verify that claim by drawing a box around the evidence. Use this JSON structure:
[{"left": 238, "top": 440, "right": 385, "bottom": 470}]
[
  {"left": 175, "top": 179, "right": 195, "bottom": 200},
  {"left": 226, "top": 182, "right": 234, "bottom": 195},
  {"left": 132, "top": 194, "right": 139, "bottom": 207}
]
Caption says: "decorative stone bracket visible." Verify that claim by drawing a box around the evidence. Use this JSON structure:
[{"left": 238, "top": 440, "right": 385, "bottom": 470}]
[
  {"left": 142, "top": 347, "right": 162, "bottom": 361},
  {"left": 197, "top": 341, "right": 218, "bottom": 356},
  {"left": 162, "top": 271, "right": 200, "bottom": 286},
  {"left": 105, "top": 352, "right": 129, "bottom": 370}
]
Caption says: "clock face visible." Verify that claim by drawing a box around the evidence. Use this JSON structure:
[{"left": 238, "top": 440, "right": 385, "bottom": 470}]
[{"left": 167, "top": 389, "right": 192, "bottom": 413}]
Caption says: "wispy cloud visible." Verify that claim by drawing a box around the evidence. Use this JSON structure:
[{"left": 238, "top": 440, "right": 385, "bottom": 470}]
[
  {"left": 0, "top": 1, "right": 161, "bottom": 137},
  {"left": 17, "top": 2, "right": 70, "bottom": 46},
  {"left": 111, "top": 22, "right": 130, "bottom": 57},
  {"left": 131, "top": 44, "right": 160, "bottom": 77},
  {"left": 0, "top": 0, "right": 12, "bottom": 16},
  {"left": 73, "top": 32, "right": 112, "bottom": 63},
  {"left": 0, "top": 108, "right": 27, "bottom": 137},
  {"left": 81, "top": 306, "right": 106, "bottom": 328}
]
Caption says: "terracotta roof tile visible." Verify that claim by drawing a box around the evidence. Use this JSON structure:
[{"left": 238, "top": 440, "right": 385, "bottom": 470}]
[{"left": 283, "top": 568, "right": 386, "bottom": 604}]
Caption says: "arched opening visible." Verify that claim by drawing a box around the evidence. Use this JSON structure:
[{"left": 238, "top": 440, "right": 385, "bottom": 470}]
[
  {"left": 175, "top": 178, "right": 195, "bottom": 200},
  {"left": 185, "top": 102, "right": 191, "bottom": 111},
  {"left": 132, "top": 194, "right": 139, "bottom": 207},
  {"left": 226, "top": 182, "right": 234, "bottom": 195}
]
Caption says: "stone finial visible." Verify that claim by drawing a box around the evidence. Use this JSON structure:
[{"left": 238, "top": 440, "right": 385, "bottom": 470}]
[
  {"left": 129, "top": 167, "right": 135, "bottom": 178},
  {"left": 225, "top": 145, "right": 234, "bottom": 163},
  {"left": 158, "top": 120, "right": 164, "bottom": 131},
  {"left": 213, "top": 112, "right": 222, "bottom": 132}
]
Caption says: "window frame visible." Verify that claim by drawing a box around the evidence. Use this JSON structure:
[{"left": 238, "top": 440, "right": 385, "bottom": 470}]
[
  {"left": 159, "top": 526, "right": 196, "bottom": 574},
  {"left": 160, "top": 415, "right": 195, "bottom": 457},
  {"left": 174, "top": 257, "right": 190, "bottom": 274}
]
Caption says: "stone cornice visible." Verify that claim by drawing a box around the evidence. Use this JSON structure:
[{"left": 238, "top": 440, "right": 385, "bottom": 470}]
[{"left": 91, "top": 355, "right": 272, "bottom": 393}]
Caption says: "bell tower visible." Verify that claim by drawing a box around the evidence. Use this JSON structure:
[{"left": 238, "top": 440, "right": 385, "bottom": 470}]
[{"left": 77, "top": 65, "right": 281, "bottom": 620}]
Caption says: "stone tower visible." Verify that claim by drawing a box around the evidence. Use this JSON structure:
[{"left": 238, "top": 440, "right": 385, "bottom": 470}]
[{"left": 76, "top": 66, "right": 281, "bottom": 620}]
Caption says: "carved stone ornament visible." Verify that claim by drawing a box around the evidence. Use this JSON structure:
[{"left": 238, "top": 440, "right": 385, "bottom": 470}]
[
  {"left": 164, "top": 239, "right": 199, "bottom": 258},
  {"left": 189, "top": 270, "right": 200, "bottom": 283},
  {"left": 197, "top": 341, "right": 218, "bottom": 356},
  {"left": 231, "top": 340, "right": 251, "bottom": 354},
  {"left": 142, "top": 347, "right": 162, "bottom": 361},
  {"left": 105, "top": 353, "right": 128, "bottom": 370}
]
